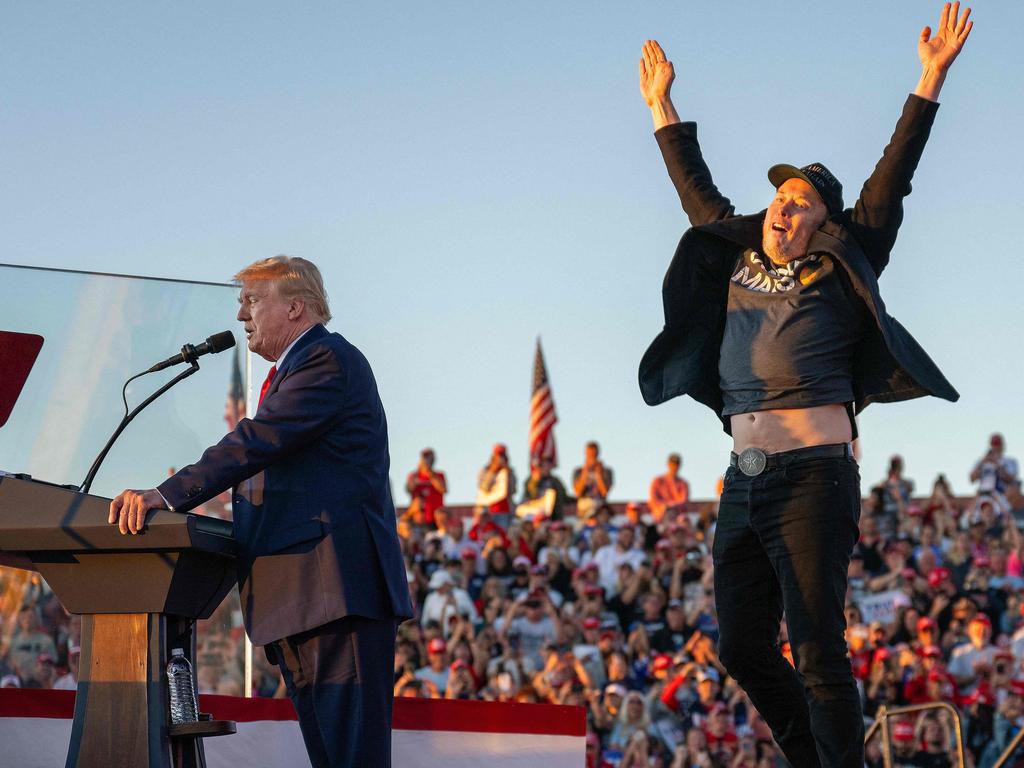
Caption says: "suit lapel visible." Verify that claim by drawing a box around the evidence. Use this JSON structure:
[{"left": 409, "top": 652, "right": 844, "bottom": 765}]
[{"left": 259, "top": 324, "right": 329, "bottom": 408}]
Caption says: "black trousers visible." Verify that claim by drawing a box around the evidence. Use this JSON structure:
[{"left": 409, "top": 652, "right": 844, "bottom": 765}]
[
  {"left": 713, "top": 453, "right": 864, "bottom": 768},
  {"left": 268, "top": 615, "right": 398, "bottom": 768}
]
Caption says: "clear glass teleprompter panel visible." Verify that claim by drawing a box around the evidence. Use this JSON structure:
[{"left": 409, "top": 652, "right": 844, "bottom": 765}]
[
  {"left": 0, "top": 263, "right": 250, "bottom": 693},
  {"left": 0, "top": 264, "right": 246, "bottom": 499}
]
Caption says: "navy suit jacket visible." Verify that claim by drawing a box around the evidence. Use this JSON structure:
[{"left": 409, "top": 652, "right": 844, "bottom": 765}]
[{"left": 158, "top": 324, "right": 413, "bottom": 645}]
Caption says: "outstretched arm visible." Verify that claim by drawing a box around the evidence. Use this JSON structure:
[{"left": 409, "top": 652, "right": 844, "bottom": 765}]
[
  {"left": 640, "top": 39, "right": 735, "bottom": 226},
  {"left": 847, "top": 3, "right": 974, "bottom": 275},
  {"left": 914, "top": 1, "right": 973, "bottom": 102}
]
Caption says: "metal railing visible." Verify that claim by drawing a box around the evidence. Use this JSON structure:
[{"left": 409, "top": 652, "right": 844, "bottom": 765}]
[{"left": 864, "top": 702, "right": 965, "bottom": 768}]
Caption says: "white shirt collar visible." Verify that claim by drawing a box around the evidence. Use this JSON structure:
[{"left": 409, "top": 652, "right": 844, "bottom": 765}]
[{"left": 275, "top": 324, "right": 318, "bottom": 369}]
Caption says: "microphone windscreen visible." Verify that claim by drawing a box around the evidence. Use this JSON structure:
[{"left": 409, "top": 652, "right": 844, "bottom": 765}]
[{"left": 206, "top": 331, "right": 236, "bottom": 353}]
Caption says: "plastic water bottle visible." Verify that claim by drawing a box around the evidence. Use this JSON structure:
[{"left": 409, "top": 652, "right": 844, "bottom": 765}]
[{"left": 167, "top": 648, "right": 198, "bottom": 724}]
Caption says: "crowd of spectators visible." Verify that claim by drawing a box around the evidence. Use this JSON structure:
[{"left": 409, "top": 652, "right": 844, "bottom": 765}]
[
  {"left": 2, "top": 432, "right": 1022, "bottom": 768},
  {"left": 392, "top": 434, "right": 1023, "bottom": 768}
]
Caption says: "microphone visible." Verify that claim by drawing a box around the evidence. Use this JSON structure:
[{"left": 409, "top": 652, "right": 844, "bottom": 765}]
[{"left": 147, "top": 331, "right": 236, "bottom": 373}]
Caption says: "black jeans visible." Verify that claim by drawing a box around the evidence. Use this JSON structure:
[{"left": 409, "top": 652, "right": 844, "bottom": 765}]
[{"left": 713, "top": 451, "right": 863, "bottom": 768}]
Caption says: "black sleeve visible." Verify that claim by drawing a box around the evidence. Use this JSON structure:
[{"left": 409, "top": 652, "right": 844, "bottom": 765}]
[
  {"left": 844, "top": 95, "right": 940, "bottom": 277},
  {"left": 655, "top": 122, "right": 737, "bottom": 227}
]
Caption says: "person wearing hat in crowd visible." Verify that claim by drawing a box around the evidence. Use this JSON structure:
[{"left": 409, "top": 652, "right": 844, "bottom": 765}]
[
  {"left": 592, "top": 682, "right": 628, "bottom": 735},
  {"left": 414, "top": 637, "right": 451, "bottom": 695},
  {"left": 476, "top": 443, "right": 517, "bottom": 528},
  {"left": 420, "top": 569, "right": 478, "bottom": 633},
  {"left": 636, "top": 6, "right": 972, "bottom": 766},
  {"left": 890, "top": 719, "right": 919, "bottom": 765},
  {"left": 648, "top": 452, "right": 690, "bottom": 524},
  {"left": 949, "top": 613, "right": 998, "bottom": 693}
]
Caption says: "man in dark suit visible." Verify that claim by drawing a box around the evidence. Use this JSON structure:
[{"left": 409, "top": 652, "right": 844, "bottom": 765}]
[{"left": 109, "top": 255, "right": 413, "bottom": 768}]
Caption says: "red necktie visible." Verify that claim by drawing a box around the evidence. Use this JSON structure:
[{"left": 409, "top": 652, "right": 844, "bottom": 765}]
[{"left": 258, "top": 366, "right": 277, "bottom": 407}]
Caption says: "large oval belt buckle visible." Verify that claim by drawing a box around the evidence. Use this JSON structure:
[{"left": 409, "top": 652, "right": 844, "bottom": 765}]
[{"left": 738, "top": 447, "right": 767, "bottom": 477}]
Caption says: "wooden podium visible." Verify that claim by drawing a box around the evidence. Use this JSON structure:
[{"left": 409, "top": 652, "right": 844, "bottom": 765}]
[{"left": 0, "top": 475, "right": 238, "bottom": 768}]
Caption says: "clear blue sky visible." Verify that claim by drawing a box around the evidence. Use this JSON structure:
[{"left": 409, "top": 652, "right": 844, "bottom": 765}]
[{"left": 2, "top": 1, "right": 1021, "bottom": 502}]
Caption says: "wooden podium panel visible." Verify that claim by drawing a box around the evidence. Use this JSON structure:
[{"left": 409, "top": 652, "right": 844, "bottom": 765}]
[{"left": 0, "top": 476, "right": 238, "bottom": 768}]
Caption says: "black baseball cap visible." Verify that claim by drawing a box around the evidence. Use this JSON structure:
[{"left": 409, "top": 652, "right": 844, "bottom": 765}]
[{"left": 768, "top": 163, "right": 844, "bottom": 216}]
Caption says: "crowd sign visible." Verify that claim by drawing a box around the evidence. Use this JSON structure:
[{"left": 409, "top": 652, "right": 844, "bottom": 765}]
[{"left": 856, "top": 589, "right": 912, "bottom": 626}]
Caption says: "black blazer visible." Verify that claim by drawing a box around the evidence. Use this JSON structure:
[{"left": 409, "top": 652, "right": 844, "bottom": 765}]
[
  {"left": 159, "top": 324, "right": 413, "bottom": 645},
  {"left": 639, "top": 95, "right": 959, "bottom": 433}
]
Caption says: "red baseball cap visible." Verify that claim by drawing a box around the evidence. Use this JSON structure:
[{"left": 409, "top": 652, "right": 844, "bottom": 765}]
[
  {"left": 550, "top": 521, "right": 567, "bottom": 531},
  {"left": 928, "top": 568, "right": 951, "bottom": 588},
  {"left": 921, "top": 645, "right": 942, "bottom": 659},
  {"left": 974, "top": 555, "right": 992, "bottom": 569},
  {"left": 461, "top": 547, "right": 478, "bottom": 559},
  {"left": 582, "top": 617, "right": 601, "bottom": 631},
  {"left": 584, "top": 585, "right": 603, "bottom": 597},
  {"left": 428, "top": 638, "right": 447, "bottom": 654},
  {"left": 892, "top": 721, "right": 914, "bottom": 742},
  {"left": 970, "top": 614, "right": 992, "bottom": 627},
  {"left": 652, "top": 655, "right": 672, "bottom": 672},
  {"left": 917, "top": 617, "right": 938, "bottom": 632},
  {"left": 492, "top": 443, "right": 507, "bottom": 456},
  {"left": 1010, "top": 679, "right": 1024, "bottom": 697},
  {"left": 450, "top": 659, "right": 468, "bottom": 672}
]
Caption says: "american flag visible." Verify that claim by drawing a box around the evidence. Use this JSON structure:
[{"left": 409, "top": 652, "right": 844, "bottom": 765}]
[
  {"left": 223, "top": 344, "right": 246, "bottom": 431},
  {"left": 529, "top": 338, "right": 558, "bottom": 466}
]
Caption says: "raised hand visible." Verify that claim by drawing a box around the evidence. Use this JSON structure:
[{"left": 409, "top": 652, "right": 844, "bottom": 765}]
[
  {"left": 639, "top": 40, "right": 674, "bottom": 106},
  {"left": 919, "top": 2, "right": 973, "bottom": 73},
  {"left": 914, "top": 2, "right": 974, "bottom": 101},
  {"left": 640, "top": 40, "right": 680, "bottom": 130}
]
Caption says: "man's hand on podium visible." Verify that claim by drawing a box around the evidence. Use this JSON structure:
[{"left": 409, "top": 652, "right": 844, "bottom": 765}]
[{"left": 108, "top": 488, "right": 168, "bottom": 535}]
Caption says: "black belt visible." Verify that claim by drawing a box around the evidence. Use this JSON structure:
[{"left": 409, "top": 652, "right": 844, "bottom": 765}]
[{"left": 729, "top": 443, "right": 853, "bottom": 477}]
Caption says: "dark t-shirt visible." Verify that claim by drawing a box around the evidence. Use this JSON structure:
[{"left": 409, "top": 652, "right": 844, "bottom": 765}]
[{"left": 719, "top": 248, "right": 866, "bottom": 416}]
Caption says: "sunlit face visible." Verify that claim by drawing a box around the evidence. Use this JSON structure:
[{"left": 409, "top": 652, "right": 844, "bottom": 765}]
[
  {"left": 236, "top": 280, "right": 302, "bottom": 362},
  {"left": 762, "top": 178, "right": 828, "bottom": 265}
]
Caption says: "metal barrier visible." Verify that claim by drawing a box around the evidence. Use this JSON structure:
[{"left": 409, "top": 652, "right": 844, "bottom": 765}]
[
  {"left": 864, "top": 702, "right": 965, "bottom": 768},
  {"left": 991, "top": 724, "right": 1024, "bottom": 768}
]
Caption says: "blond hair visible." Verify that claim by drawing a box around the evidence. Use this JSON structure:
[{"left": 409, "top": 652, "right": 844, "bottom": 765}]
[{"left": 233, "top": 255, "right": 331, "bottom": 323}]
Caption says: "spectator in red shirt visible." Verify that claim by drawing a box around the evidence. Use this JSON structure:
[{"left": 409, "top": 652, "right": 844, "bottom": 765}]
[
  {"left": 648, "top": 453, "right": 690, "bottom": 523},
  {"left": 702, "top": 702, "right": 738, "bottom": 762},
  {"left": 405, "top": 448, "right": 447, "bottom": 527},
  {"left": 468, "top": 508, "right": 511, "bottom": 549}
]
